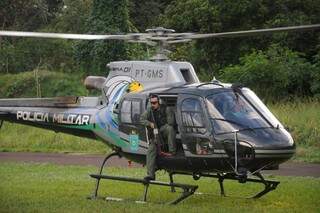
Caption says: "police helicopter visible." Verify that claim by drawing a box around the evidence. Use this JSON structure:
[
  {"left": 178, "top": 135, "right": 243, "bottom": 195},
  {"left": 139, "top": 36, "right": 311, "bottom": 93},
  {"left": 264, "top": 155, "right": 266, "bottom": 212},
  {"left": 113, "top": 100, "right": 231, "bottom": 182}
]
[{"left": 0, "top": 24, "right": 319, "bottom": 204}]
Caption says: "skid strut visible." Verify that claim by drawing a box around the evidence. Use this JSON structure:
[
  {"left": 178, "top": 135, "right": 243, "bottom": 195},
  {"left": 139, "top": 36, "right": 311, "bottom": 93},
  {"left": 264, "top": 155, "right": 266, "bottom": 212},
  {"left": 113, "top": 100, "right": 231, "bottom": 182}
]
[
  {"left": 88, "top": 152, "right": 120, "bottom": 199},
  {"left": 88, "top": 152, "right": 198, "bottom": 204}
]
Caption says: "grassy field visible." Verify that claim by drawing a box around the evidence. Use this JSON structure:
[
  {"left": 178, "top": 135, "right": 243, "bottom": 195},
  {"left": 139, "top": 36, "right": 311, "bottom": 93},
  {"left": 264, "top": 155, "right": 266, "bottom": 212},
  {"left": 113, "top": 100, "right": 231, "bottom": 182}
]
[
  {"left": 0, "top": 122, "right": 108, "bottom": 154},
  {"left": 0, "top": 100, "right": 319, "bottom": 162},
  {"left": 269, "top": 100, "right": 320, "bottom": 163},
  {"left": 0, "top": 162, "right": 319, "bottom": 213}
]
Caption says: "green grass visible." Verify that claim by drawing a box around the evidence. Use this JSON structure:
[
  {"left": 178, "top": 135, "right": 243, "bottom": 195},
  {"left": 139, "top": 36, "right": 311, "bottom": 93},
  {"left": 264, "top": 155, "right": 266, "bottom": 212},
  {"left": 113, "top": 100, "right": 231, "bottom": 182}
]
[
  {"left": 269, "top": 100, "right": 320, "bottom": 163},
  {"left": 0, "top": 122, "right": 108, "bottom": 154},
  {"left": 0, "top": 162, "right": 319, "bottom": 213}
]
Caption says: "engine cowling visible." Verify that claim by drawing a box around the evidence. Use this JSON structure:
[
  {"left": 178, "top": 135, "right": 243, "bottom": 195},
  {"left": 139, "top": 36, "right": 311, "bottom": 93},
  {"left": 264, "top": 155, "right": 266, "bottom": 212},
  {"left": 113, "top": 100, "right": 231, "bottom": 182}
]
[{"left": 84, "top": 76, "right": 107, "bottom": 90}]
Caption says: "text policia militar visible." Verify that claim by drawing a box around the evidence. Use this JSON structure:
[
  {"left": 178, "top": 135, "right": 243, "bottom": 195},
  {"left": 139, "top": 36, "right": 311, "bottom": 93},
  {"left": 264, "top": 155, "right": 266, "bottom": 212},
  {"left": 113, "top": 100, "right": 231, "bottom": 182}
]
[{"left": 16, "top": 111, "right": 91, "bottom": 125}]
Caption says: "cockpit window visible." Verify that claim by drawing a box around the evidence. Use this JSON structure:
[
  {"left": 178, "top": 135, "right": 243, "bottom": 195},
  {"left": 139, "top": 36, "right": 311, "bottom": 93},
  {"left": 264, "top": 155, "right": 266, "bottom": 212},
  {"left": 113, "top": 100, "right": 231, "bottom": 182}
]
[
  {"left": 206, "top": 91, "right": 270, "bottom": 134},
  {"left": 181, "top": 98, "right": 206, "bottom": 134}
]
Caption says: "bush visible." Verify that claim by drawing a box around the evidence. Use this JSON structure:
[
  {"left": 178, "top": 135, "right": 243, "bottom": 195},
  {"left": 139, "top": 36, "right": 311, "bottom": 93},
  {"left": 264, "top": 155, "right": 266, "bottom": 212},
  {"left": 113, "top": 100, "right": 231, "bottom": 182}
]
[
  {"left": 220, "top": 44, "right": 316, "bottom": 102},
  {"left": 310, "top": 51, "right": 320, "bottom": 97},
  {"left": 0, "top": 70, "right": 88, "bottom": 98}
]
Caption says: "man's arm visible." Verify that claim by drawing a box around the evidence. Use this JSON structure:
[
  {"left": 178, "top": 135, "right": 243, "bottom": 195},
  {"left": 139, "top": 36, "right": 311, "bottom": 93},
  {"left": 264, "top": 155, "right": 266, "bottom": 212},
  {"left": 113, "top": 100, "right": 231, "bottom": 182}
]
[{"left": 140, "top": 108, "right": 152, "bottom": 127}]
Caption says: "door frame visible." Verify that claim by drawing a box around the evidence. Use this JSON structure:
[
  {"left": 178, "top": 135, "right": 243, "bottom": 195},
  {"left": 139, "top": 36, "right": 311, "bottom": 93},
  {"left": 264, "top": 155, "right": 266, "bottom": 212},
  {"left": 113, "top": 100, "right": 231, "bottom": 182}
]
[{"left": 176, "top": 94, "right": 213, "bottom": 156}]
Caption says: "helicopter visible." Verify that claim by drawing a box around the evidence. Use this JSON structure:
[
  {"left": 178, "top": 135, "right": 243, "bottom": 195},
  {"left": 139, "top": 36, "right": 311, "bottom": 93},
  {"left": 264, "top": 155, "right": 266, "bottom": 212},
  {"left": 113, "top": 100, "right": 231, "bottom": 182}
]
[{"left": 0, "top": 24, "right": 319, "bottom": 204}]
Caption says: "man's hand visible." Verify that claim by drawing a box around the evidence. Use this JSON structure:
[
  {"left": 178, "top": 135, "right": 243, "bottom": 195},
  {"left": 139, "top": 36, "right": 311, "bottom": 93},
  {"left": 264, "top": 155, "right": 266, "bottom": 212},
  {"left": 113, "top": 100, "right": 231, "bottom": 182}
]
[{"left": 150, "top": 122, "right": 155, "bottom": 129}]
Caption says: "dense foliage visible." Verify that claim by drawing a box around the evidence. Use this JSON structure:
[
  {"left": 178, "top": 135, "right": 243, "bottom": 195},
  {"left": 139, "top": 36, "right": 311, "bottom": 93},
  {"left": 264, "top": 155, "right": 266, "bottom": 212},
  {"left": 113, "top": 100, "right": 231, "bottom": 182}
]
[
  {"left": 0, "top": 71, "right": 87, "bottom": 98},
  {"left": 0, "top": 0, "right": 319, "bottom": 100},
  {"left": 74, "top": 0, "right": 131, "bottom": 74},
  {"left": 221, "top": 44, "right": 318, "bottom": 101}
]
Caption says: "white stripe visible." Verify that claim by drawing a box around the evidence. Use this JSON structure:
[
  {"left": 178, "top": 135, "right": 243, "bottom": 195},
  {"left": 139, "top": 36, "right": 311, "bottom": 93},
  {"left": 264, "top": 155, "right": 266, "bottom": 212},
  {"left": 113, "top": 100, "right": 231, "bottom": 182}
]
[
  {"left": 255, "top": 154, "right": 293, "bottom": 158},
  {"left": 255, "top": 149, "right": 295, "bottom": 154}
]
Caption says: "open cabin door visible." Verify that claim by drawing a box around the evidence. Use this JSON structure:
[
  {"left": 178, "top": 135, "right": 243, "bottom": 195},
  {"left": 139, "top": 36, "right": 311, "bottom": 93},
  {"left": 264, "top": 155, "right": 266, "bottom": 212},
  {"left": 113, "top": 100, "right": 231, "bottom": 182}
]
[
  {"left": 177, "top": 94, "right": 214, "bottom": 157},
  {"left": 118, "top": 97, "right": 148, "bottom": 154}
]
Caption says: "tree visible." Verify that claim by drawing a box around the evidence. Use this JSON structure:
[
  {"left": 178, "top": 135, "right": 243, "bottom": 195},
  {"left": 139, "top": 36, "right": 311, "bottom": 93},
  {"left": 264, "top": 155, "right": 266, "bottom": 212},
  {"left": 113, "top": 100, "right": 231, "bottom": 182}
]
[
  {"left": 129, "top": 0, "right": 172, "bottom": 31},
  {"left": 0, "top": 0, "right": 62, "bottom": 31},
  {"left": 162, "top": 0, "right": 320, "bottom": 77},
  {"left": 74, "top": 0, "right": 131, "bottom": 74},
  {"left": 50, "top": 0, "right": 92, "bottom": 33},
  {"left": 0, "top": 0, "right": 66, "bottom": 73}
]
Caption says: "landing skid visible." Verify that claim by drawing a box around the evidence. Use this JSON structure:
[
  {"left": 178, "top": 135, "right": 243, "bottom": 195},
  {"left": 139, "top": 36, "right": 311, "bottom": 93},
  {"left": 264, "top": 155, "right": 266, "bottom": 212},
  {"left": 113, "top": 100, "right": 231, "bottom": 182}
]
[
  {"left": 169, "top": 171, "right": 280, "bottom": 199},
  {"left": 88, "top": 152, "right": 278, "bottom": 204},
  {"left": 88, "top": 152, "right": 198, "bottom": 204}
]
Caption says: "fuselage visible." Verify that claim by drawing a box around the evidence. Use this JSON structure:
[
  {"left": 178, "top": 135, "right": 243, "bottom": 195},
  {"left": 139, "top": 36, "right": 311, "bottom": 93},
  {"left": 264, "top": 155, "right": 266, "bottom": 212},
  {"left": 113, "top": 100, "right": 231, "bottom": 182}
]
[
  {"left": 93, "top": 82, "right": 295, "bottom": 174},
  {"left": 0, "top": 60, "right": 295, "bottom": 174}
]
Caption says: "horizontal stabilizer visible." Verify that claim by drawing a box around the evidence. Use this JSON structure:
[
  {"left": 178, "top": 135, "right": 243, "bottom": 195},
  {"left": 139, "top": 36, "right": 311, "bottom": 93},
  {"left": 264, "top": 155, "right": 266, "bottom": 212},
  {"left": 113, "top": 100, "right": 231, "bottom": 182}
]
[
  {"left": 0, "top": 96, "right": 100, "bottom": 108},
  {"left": 0, "top": 97, "right": 78, "bottom": 108}
]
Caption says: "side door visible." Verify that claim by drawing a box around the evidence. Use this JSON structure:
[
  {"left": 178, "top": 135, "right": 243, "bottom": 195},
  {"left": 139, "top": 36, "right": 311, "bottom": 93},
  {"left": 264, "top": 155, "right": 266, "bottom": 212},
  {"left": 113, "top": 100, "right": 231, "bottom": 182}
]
[
  {"left": 118, "top": 98, "right": 148, "bottom": 154},
  {"left": 177, "top": 95, "right": 214, "bottom": 157}
]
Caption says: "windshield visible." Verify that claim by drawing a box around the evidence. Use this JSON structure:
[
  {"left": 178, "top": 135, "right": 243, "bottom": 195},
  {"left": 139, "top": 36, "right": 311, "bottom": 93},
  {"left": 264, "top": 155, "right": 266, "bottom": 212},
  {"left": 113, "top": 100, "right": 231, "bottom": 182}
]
[
  {"left": 242, "top": 88, "right": 283, "bottom": 128},
  {"left": 206, "top": 90, "right": 273, "bottom": 134}
]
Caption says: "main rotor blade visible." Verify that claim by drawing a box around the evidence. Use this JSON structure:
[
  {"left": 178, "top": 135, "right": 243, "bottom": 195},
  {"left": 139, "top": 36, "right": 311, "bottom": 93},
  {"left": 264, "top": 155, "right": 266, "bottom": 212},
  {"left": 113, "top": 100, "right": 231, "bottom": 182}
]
[
  {"left": 1, "top": 24, "right": 319, "bottom": 44},
  {"left": 0, "top": 31, "right": 132, "bottom": 40},
  {"left": 188, "top": 24, "right": 320, "bottom": 39}
]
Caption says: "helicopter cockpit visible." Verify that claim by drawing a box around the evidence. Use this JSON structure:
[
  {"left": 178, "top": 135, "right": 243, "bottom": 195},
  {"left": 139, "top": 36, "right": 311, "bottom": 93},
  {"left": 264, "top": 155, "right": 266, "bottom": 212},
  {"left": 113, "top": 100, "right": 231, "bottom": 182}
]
[
  {"left": 165, "top": 84, "right": 294, "bottom": 159},
  {"left": 206, "top": 88, "right": 282, "bottom": 134}
]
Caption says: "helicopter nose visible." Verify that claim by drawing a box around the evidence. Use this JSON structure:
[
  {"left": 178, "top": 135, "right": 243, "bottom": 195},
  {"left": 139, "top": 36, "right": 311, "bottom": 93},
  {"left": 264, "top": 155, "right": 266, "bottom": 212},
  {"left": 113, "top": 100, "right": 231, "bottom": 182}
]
[
  {"left": 242, "top": 127, "right": 295, "bottom": 150},
  {"left": 249, "top": 128, "right": 296, "bottom": 169},
  {"left": 219, "top": 128, "right": 296, "bottom": 172}
]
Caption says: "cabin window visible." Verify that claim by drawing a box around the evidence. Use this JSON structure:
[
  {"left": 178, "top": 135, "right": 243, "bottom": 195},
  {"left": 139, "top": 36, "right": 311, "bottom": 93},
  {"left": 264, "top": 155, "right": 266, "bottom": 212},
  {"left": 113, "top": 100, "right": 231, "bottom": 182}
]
[
  {"left": 131, "top": 100, "right": 141, "bottom": 123},
  {"left": 120, "top": 99, "right": 141, "bottom": 124},
  {"left": 181, "top": 98, "right": 206, "bottom": 134},
  {"left": 121, "top": 100, "right": 132, "bottom": 123}
]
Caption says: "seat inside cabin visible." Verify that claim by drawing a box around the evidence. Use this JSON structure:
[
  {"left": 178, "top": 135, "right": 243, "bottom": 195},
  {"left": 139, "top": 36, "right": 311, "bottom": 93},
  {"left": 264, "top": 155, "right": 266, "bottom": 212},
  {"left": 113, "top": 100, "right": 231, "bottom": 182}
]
[{"left": 158, "top": 96, "right": 184, "bottom": 156}]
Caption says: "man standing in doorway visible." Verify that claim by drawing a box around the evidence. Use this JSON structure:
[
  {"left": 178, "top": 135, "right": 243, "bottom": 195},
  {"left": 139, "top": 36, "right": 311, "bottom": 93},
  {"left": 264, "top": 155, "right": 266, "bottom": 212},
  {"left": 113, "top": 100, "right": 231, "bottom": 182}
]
[{"left": 140, "top": 94, "right": 176, "bottom": 181}]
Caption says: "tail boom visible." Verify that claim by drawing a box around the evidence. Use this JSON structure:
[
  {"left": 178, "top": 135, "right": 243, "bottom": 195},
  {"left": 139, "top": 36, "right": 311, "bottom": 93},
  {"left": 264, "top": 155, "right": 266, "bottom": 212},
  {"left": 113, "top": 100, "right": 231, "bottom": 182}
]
[{"left": 0, "top": 97, "right": 100, "bottom": 139}]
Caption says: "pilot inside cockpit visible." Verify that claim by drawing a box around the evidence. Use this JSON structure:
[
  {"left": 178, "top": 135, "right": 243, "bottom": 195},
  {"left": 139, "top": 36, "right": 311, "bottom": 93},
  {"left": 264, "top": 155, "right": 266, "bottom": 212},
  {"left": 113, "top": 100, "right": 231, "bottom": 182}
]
[
  {"left": 222, "top": 96, "right": 246, "bottom": 120},
  {"left": 207, "top": 91, "right": 273, "bottom": 133}
]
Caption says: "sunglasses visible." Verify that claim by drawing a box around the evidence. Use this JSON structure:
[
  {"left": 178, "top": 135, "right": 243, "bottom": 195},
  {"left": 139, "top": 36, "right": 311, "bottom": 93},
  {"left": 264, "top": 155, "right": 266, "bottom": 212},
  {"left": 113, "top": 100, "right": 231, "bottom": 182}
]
[{"left": 150, "top": 101, "right": 158, "bottom": 105}]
